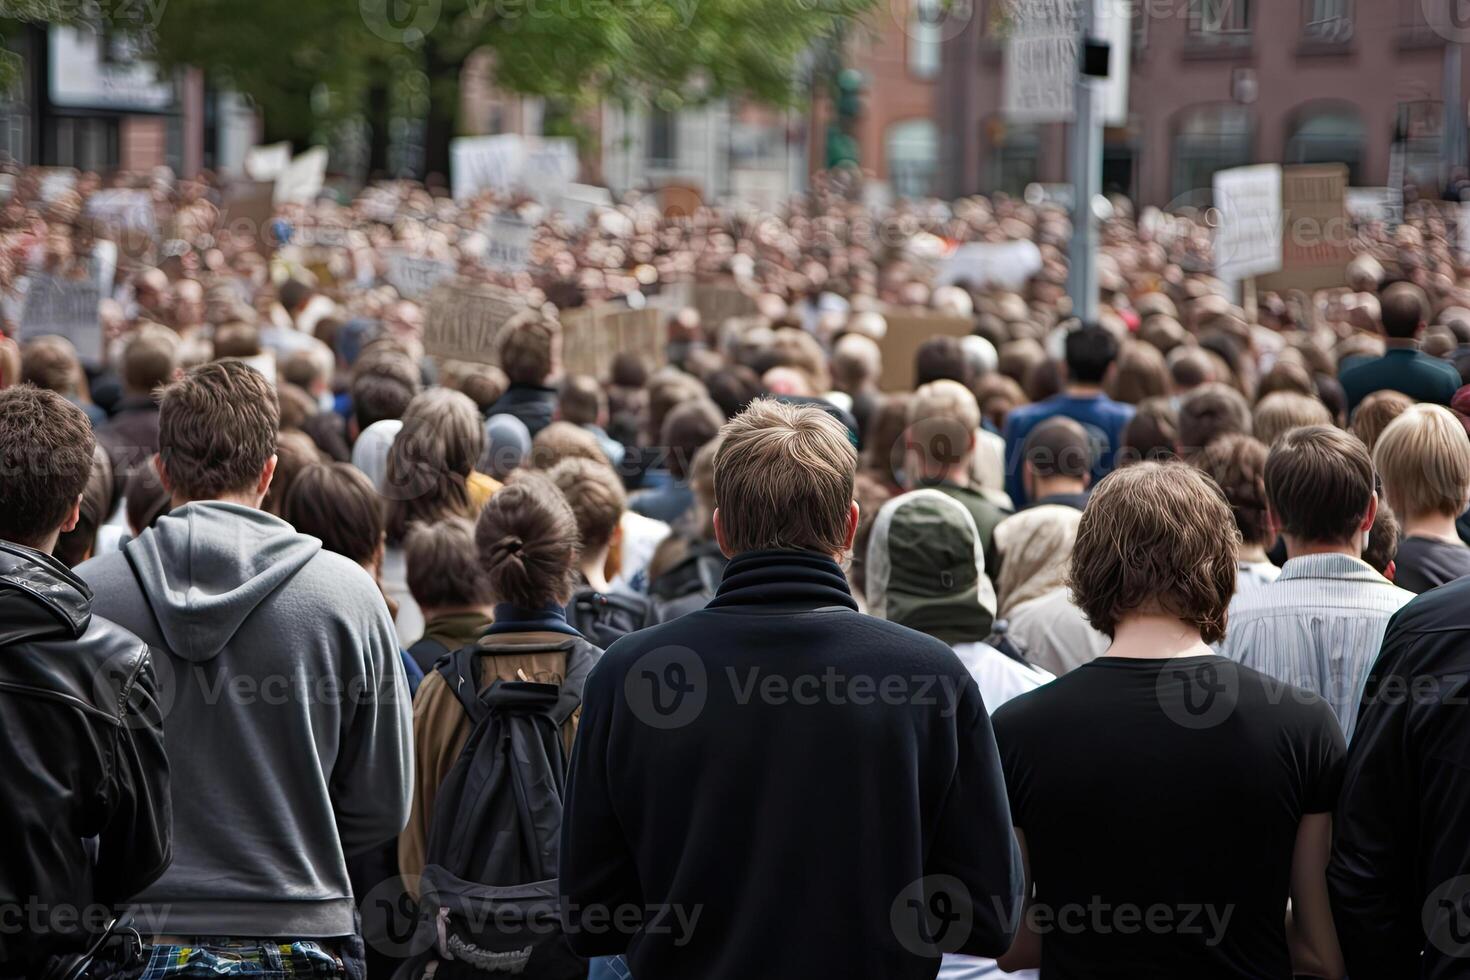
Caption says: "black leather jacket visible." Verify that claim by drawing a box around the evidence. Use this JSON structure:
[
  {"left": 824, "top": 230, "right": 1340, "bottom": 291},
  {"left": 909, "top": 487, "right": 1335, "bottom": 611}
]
[{"left": 0, "top": 542, "right": 171, "bottom": 976}]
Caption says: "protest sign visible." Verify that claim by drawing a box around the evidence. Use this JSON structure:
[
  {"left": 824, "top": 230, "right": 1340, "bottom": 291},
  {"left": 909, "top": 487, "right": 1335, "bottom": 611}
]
[
  {"left": 1258, "top": 164, "right": 1351, "bottom": 294},
  {"left": 38, "top": 168, "right": 77, "bottom": 203},
  {"left": 483, "top": 213, "right": 535, "bottom": 273},
  {"left": 273, "top": 147, "right": 328, "bottom": 206},
  {"left": 244, "top": 142, "right": 292, "bottom": 181},
  {"left": 219, "top": 180, "right": 278, "bottom": 252},
  {"left": 691, "top": 282, "right": 757, "bottom": 331},
  {"left": 423, "top": 278, "right": 524, "bottom": 362},
  {"left": 936, "top": 240, "right": 1044, "bottom": 291},
  {"left": 559, "top": 304, "right": 665, "bottom": 380},
  {"left": 560, "top": 183, "right": 614, "bottom": 226},
  {"left": 451, "top": 135, "right": 523, "bottom": 201},
  {"left": 1003, "top": 0, "right": 1129, "bottom": 125},
  {"left": 85, "top": 188, "right": 157, "bottom": 257},
  {"left": 19, "top": 274, "right": 103, "bottom": 366},
  {"left": 1212, "top": 164, "right": 1283, "bottom": 282},
  {"left": 384, "top": 251, "right": 455, "bottom": 300},
  {"left": 878, "top": 308, "right": 973, "bottom": 392},
  {"left": 520, "top": 140, "right": 578, "bottom": 206}
]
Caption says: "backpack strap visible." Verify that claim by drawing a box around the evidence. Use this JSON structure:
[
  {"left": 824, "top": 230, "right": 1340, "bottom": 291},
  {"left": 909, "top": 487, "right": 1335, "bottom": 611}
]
[{"left": 435, "top": 645, "right": 491, "bottom": 726}]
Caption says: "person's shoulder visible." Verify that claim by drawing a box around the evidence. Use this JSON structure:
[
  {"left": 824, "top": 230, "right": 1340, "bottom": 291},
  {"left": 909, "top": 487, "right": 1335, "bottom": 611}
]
[
  {"left": 1225, "top": 658, "right": 1341, "bottom": 730},
  {"left": 1385, "top": 575, "right": 1470, "bottom": 632},
  {"left": 73, "top": 548, "right": 133, "bottom": 590},
  {"left": 1003, "top": 400, "right": 1046, "bottom": 433},
  {"left": 292, "top": 547, "right": 389, "bottom": 606}
]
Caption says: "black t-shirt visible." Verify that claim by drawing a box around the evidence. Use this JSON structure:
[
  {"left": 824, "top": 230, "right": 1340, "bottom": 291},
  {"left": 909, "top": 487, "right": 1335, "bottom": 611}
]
[
  {"left": 993, "top": 654, "right": 1346, "bottom": 980},
  {"left": 1392, "top": 535, "right": 1470, "bottom": 594}
]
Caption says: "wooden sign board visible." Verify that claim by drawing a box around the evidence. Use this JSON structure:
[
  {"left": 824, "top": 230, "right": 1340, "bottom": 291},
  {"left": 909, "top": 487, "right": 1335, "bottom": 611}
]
[
  {"left": 691, "top": 283, "right": 757, "bottom": 332},
  {"left": 219, "top": 180, "right": 278, "bottom": 253},
  {"left": 1258, "top": 164, "right": 1351, "bottom": 294},
  {"left": 878, "top": 308, "right": 974, "bottom": 393},
  {"left": 559, "top": 305, "right": 664, "bottom": 380},
  {"left": 423, "top": 278, "right": 524, "bottom": 363}
]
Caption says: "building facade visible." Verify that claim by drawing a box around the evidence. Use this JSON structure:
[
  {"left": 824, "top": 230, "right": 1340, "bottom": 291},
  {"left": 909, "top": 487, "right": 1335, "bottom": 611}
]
[{"left": 938, "top": 0, "right": 1470, "bottom": 205}]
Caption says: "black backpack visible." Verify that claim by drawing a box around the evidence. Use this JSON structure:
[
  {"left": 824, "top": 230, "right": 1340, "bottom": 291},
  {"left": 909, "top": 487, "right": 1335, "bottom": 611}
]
[
  {"left": 407, "top": 638, "right": 599, "bottom": 980},
  {"left": 564, "top": 588, "right": 655, "bottom": 648},
  {"left": 648, "top": 538, "right": 727, "bottom": 623}
]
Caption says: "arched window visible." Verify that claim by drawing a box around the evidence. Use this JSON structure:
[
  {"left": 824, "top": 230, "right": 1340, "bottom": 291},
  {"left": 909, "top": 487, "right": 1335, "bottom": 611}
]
[
  {"left": 1172, "top": 104, "right": 1253, "bottom": 202},
  {"left": 886, "top": 119, "right": 939, "bottom": 199},
  {"left": 1284, "top": 103, "right": 1365, "bottom": 184}
]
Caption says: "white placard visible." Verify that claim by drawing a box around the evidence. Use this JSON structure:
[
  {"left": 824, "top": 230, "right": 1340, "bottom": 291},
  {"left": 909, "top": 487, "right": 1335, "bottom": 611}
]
[
  {"left": 520, "top": 140, "right": 578, "bottom": 206},
  {"left": 85, "top": 189, "right": 156, "bottom": 235},
  {"left": 273, "top": 147, "right": 328, "bottom": 206},
  {"left": 483, "top": 214, "right": 535, "bottom": 273},
  {"left": 1213, "top": 164, "right": 1283, "bottom": 281},
  {"left": 451, "top": 134, "right": 525, "bottom": 201},
  {"left": 936, "top": 240, "right": 1045, "bottom": 291},
  {"left": 245, "top": 142, "right": 293, "bottom": 181},
  {"left": 1003, "top": 0, "right": 1130, "bottom": 125},
  {"left": 385, "top": 251, "right": 456, "bottom": 300},
  {"left": 559, "top": 183, "right": 614, "bottom": 226},
  {"left": 19, "top": 275, "right": 103, "bottom": 366}
]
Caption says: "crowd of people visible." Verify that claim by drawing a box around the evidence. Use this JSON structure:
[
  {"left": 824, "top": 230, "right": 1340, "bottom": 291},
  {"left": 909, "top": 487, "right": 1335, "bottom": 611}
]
[{"left": 5, "top": 161, "right": 1470, "bottom": 980}]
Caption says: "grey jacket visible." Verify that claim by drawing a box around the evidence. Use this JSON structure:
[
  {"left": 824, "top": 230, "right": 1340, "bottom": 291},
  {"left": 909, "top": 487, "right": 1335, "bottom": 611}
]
[{"left": 77, "top": 501, "right": 413, "bottom": 938}]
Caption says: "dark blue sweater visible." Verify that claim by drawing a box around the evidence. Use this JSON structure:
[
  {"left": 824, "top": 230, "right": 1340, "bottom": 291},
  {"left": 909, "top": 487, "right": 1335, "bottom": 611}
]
[{"left": 559, "top": 550, "right": 1022, "bottom": 979}]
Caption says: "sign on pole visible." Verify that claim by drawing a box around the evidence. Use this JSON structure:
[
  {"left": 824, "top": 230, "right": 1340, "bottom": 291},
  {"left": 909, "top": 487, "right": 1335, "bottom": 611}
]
[
  {"left": 1003, "top": 0, "right": 1078, "bottom": 122},
  {"left": 19, "top": 275, "right": 103, "bottom": 366},
  {"left": 422, "top": 278, "right": 525, "bottom": 362},
  {"left": 1212, "top": 164, "right": 1283, "bottom": 282}
]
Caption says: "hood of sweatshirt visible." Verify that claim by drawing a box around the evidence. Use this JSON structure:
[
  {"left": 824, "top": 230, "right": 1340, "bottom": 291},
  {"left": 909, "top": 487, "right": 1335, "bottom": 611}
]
[{"left": 122, "top": 501, "right": 321, "bottom": 663}]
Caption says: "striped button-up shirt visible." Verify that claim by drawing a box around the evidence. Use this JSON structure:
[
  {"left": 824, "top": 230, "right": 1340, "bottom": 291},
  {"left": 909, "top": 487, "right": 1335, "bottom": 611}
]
[{"left": 1218, "top": 553, "right": 1415, "bottom": 742}]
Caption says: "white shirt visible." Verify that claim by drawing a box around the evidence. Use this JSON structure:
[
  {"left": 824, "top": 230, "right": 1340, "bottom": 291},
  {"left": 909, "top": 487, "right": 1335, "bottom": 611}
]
[{"left": 1004, "top": 588, "right": 1110, "bottom": 676}]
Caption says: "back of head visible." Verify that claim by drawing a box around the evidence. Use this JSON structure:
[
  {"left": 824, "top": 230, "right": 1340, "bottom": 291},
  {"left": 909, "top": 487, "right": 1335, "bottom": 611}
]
[
  {"left": 915, "top": 335, "right": 970, "bottom": 387},
  {"left": 285, "top": 462, "right": 383, "bottom": 566},
  {"left": 1252, "top": 391, "right": 1333, "bottom": 449},
  {"left": 1106, "top": 340, "right": 1170, "bottom": 405},
  {"left": 1070, "top": 462, "right": 1238, "bottom": 643},
  {"left": 1023, "top": 416, "right": 1094, "bottom": 480},
  {"left": 530, "top": 420, "right": 607, "bottom": 470},
  {"left": 496, "top": 309, "right": 560, "bottom": 386},
  {"left": 352, "top": 353, "right": 420, "bottom": 431},
  {"left": 0, "top": 386, "right": 96, "bottom": 550},
  {"left": 1121, "top": 397, "right": 1179, "bottom": 465},
  {"left": 714, "top": 397, "right": 857, "bottom": 556},
  {"left": 1265, "top": 425, "right": 1375, "bottom": 546},
  {"left": 1373, "top": 403, "right": 1470, "bottom": 522},
  {"left": 21, "top": 336, "right": 82, "bottom": 396},
  {"left": 459, "top": 366, "right": 509, "bottom": 414},
  {"left": 126, "top": 462, "right": 173, "bottom": 536},
  {"left": 1167, "top": 345, "right": 1217, "bottom": 392},
  {"left": 1178, "top": 382, "right": 1251, "bottom": 457},
  {"left": 1351, "top": 388, "right": 1413, "bottom": 453},
  {"left": 279, "top": 278, "right": 314, "bottom": 315},
  {"left": 263, "top": 429, "right": 325, "bottom": 516},
  {"left": 483, "top": 413, "right": 533, "bottom": 479},
  {"left": 55, "top": 443, "right": 115, "bottom": 567},
  {"left": 475, "top": 471, "right": 579, "bottom": 609},
  {"left": 159, "top": 360, "right": 279, "bottom": 502},
  {"left": 213, "top": 321, "right": 262, "bottom": 359},
  {"left": 1064, "top": 323, "right": 1119, "bottom": 385},
  {"left": 559, "top": 374, "right": 605, "bottom": 426},
  {"left": 122, "top": 326, "right": 180, "bottom": 397},
  {"left": 1380, "top": 283, "right": 1428, "bottom": 340},
  {"left": 661, "top": 398, "right": 725, "bottom": 480},
  {"left": 1362, "top": 502, "right": 1401, "bottom": 575},
  {"left": 1192, "top": 433, "right": 1272, "bottom": 549},
  {"left": 383, "top": 387, "right": 484, "bottom": 542},
  {"left": 865, "top": 489, "right": 990, "bottom": 641},
  {"left": 548, "top": 457, "right": 627, "bottom": 553},
  {"left": 832, "top": 333, "right": 882, "bottom": 391},
  {"left": 907, "top": 379, "right": 981, "bottom": 482},
  {"left": 405, "top": 516, "right": 489, "bottom": 610}
]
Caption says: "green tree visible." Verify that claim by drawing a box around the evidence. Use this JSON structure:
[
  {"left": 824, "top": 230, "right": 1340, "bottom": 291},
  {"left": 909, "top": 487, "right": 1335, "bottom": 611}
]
[{"left": 140, "top": 0, "right": 876, "bottom": 178}]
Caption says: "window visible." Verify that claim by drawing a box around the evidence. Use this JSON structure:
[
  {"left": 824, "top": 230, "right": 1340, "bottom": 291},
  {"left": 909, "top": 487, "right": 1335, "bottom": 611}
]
[
  {"left": 647, "top": 109, "right": 677, "bottom": 168},
  {"left": 1172, "top": 104, "right": 1252, "bottom": 202},
  {"left": 1284, "top": 103, "right": 1365, "bottom": 183},
  {"left": 1399, "top": 0, "right": 1444, "bottom": 45},
  {"left": 1188, "top": 0, "right": 1251, "bottom": 41},
  {"left": 909, "top": 0, "right": 942, "bottom": 79},
  {"left": 1302, "top": 0, "right": 1352, "bottom": 42},
  {"left": 886, "top": 119, "right": 938, "bottom": 198},
  {"left": 986, "top": 118, "right": 1041, "bottom": 198}
]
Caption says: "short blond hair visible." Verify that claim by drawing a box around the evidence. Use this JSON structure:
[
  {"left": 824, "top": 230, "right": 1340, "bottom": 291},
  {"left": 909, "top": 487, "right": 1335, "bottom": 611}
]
[
  {"left": 906, "top": 379, "right": 980, "bottom": 479},
  {"left": 1252, "top": 391, "right": 1332, "bottom": 449},
  {"left": 1373, "top": 404, "right": 1470, "bottom": 521},
  {"left": 713, "top": 398, "right": 857, "bottom": 555}
]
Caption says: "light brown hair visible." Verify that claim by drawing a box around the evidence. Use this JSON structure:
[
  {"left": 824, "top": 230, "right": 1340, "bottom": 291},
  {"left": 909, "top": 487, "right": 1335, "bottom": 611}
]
[
  {"left": 21, "top": 336, "right": 83, "bottom": 395},
  {"left": 158, "top": 361, "right": 279, "bottom": 500},
  {"left": 1106, "top": 340, "right": 1171, "bottom": 405},
  {"left": 1351, "top": 389, "right": 1413, "bottom": 454},
  {"left": 530, "top": 420, "right": 606, "bottom": 470},
  {"left": 1373, "top": 404, "right": 1470, "bottom": 521},
  {"left": 121, "top": 326, "right": 179, "bottom": 396},
  {"left": 1265, "top": 425, "right": 1375, "bottom": 545},
  {"left": 384, "top": 388, "right": 485, "bottom": 544},
  {"left": 559, "top": 374, "right": 605, "bottom": 426},
  {"left": 405, "top": 516, "right": 490, "bottom": 610},
  {"left": 1192, "top": 433, "right": 1272, "bottom": 548},
  {"left": 548, "top": 457, "right": 627, "bottom": 552},
  {"left": 1177, "top": 382, "right": 1251, "bottom": 457},
  {"left": 713, "top": 398, "right": 857, "bottom": 556},
  {"left": 1252, "top": 391, "right": 1332, "bottom": 449},
  {"left": 1070, "top": 462, "right": 1238, "bottom": 643},
  {"left": 475, "top": 471, "right": 579, "bottom": 608},
  {"left": 263, "top": 429, "right": 325, "bottom": 516}
]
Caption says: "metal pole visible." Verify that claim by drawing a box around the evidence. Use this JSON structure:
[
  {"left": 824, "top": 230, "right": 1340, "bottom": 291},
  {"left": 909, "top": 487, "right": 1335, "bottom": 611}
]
[{"left": 1066, "top": 0, "right": 1103, "bottom": 323}]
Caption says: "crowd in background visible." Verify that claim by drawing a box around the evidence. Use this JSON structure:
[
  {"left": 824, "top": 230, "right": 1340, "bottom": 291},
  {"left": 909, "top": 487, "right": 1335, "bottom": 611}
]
[{"left": 4, "top": 163, "right": 1470, "bottom": 980}]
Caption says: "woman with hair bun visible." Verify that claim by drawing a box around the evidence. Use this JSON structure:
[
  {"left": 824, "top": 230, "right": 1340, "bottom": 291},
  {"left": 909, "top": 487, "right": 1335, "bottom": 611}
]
[{"left": 398, "top": 469, "right": 603, "bottom": 893}]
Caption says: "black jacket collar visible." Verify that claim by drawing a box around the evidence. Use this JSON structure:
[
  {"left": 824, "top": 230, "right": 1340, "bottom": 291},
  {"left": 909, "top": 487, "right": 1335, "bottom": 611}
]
[{"left": 707, "top": 550, "right": 858, "bottom": 612}]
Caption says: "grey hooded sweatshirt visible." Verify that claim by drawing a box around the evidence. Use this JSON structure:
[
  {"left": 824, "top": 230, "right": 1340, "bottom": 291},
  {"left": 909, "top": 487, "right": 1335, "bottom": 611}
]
[{"left": 77, "top": 501, "right": 413, "bottom": 938}]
